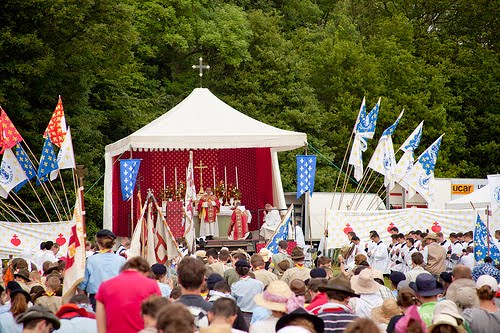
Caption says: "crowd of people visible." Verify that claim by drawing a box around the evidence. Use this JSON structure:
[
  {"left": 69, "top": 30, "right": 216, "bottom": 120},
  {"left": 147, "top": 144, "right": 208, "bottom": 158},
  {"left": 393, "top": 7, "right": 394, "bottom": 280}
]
[{"left": 1, "top": 226, "right": 500, "bottom": 333}]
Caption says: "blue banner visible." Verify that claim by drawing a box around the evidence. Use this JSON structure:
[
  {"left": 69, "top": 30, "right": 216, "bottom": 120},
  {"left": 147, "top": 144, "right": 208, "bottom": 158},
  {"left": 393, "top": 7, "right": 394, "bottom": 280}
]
[
  {"left": 266, "top": 206, "right": 293, "bottom": 254},
  {"left": 36, "top": 137, "right": 59, "bottom": 185},
  {"left": 474, "top": 214, "right": 500, "bottom": 264},
  {"left": 296, "top": 155, "right": 316, "bottom": 199},
  {"left": 120, "top": 159, "right": 141, "bottom": 201}
]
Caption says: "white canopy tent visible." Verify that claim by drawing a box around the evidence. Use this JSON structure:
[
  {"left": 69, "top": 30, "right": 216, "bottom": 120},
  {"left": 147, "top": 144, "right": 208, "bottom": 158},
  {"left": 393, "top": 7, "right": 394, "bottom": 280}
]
[{"left": 104, "top": 88, "right": 307, "bottom": 230}]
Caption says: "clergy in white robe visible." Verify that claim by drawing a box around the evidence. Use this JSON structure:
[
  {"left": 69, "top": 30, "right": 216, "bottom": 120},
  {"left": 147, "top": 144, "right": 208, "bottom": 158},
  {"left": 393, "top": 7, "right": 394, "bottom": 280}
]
[
  {"left": 367, "top": 232, "right": 390, "bottom": 274},
  {"left": 259, "top": 204, "right": 281, "bottom": 240}
]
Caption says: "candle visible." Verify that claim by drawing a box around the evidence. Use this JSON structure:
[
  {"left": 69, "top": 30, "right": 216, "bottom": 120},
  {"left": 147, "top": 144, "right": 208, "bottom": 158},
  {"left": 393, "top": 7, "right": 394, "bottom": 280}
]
[
  {"left": 213, "top": 167, "right": 216, "bottom": 188},
  {"left": 163, "top": 167, "right": 166, "bottom": 190},
  {"left": 175, "top": 167, "right": 178, "bottom": 191},
  {"left": 235, "top": 166, "right": 239, "bottom": 189},
  {"left": 224, "top": 166, "right": 227, "bottom": 189}
]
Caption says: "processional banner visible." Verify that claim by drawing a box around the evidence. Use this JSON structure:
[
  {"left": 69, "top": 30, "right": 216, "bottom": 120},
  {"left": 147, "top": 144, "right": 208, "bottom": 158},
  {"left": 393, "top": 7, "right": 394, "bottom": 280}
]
[
  {"left": 0, "top": 221, "right": 72, "bottom": 258},
  {"left": 326, "top": 208, "right": 480, "bottom": 249}
]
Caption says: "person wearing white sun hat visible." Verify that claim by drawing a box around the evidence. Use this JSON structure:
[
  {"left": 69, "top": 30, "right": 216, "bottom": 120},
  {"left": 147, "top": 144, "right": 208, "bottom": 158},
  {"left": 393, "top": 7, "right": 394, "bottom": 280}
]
[{"left": 349, "top": 269, "right": 383, "bottom": 318}]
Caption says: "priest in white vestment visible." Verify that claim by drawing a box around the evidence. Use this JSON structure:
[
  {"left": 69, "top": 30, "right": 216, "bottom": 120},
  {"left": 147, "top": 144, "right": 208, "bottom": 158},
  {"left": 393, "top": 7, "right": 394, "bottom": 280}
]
[
  {"left": 259, "top": 204, "right": 281, "bottom": 240},
  {"left": 367, "top": 232, "right": 390, "bottom": 274}
]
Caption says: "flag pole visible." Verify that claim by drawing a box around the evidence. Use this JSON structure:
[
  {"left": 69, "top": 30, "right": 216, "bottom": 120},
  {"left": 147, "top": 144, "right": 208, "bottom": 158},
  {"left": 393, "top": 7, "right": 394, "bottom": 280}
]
[
  {"left": 0, "top": 201, "right": 22, "bottom": 223},
  {"left": 151, "top": 195, "right": 183, "bottom": 258},
  {"left": 58, "top": 171, "right": 72, "bottom": 217},
  {"left": 330, "top": 131, "right": 355, "bottom": 209},
  {"left": 487, "top": 205, "right": 490, "bottom": 257},
  {"left": 353, "top": 173, "right": 381, "bottom": 210},
  {"left": 10, "top": 193, "right": 39, "bottom": 222},
  {"left": 265, "top": 204, "right": 294, "bottom": 248},
  {"left": 0, "top": 198, "right": 32, "bottom": 221}
]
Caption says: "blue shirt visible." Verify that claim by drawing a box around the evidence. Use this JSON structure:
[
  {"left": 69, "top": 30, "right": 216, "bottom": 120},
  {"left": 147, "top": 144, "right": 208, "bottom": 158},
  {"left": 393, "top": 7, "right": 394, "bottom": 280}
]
[
  {"left": 78, "top": 252, "right": 126, "bottom": 294},
  {"left": 250, "top": 306, "right": 272, "bottom": 324},
  {"left": 158, "top": 282, "right": 172, "bottom": 298},
  {"left": 472, "top": 263, "right": 500, "bottom": 282},
  {"left": 0, "top": 312, "right": 22, "bottom": 333},
  {"left": 231, "top": 277, "right": 263, "bottom": 312}
]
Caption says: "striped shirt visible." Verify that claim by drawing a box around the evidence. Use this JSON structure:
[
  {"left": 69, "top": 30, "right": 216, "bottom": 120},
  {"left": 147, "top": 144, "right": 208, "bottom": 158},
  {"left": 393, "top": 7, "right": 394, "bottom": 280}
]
[{"left": 317, "top": 303, "right": 357, "bottom": 333}]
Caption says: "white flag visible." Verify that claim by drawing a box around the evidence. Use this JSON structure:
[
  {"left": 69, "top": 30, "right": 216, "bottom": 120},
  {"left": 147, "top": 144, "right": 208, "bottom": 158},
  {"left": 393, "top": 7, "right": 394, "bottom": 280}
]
[
  {"left": 401, "top": 135, "right": 444, "bottom": 203},
  {"left": 184, "top": 151, "right": 197, "bottom": 253},
  {"left": 367, "top": 135, "right": 396, "bottom": 187},
  {"left": 128, "top": 202, "right": 146, "bottom": 258},
  {"left": 0, "top": 148, "right": 28, "bottom": 198},
  {"left": 146, "top": 202, "right": 156, "bottom": 265},
  {"left": 50, "top": 127, "right": 76, "bottom": 181},
  {"left": 392, "top": 121, "right": 424, "bottom": 191},
  {"left": 488, "top": 174, "right": 500, "bottom": 213},
  {"left": 62, "top": 187, "right": 86, "bottom": 303},
  {"left": 348, "top": 135, "right": 365, "bottom": 182}
]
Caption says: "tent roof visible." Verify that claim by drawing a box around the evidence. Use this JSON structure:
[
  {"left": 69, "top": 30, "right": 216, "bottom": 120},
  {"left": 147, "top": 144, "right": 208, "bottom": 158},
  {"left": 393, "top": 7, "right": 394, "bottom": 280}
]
[
  {"left": 105, "top": 88, "right": 307, "bottom": 156},
  {"left": 445, "top": 184, "right": 490, "bottom": 209}
]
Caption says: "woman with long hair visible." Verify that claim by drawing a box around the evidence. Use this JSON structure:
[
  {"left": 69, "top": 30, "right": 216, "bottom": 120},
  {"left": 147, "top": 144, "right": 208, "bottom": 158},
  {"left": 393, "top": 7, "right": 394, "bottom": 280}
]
[{"left": 0, "top": 281, "right": 31, "bottom": 333}]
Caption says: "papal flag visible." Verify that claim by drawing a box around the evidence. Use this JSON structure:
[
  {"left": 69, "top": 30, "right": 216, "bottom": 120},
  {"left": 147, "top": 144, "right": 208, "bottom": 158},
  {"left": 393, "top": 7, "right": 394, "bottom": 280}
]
[
  {"left": 356, "top": 97, "right": 381, "bottom": 140},
  {"left": 401, "top": 135, "right": 443, "bottom": 203},
  {"left": 392, "top": 121, "right": 423, "bottom": 191},
  {"left": 266, "top": 205, "right": 293, "bottom": 255},
  {"left": 36, "top": 136, "right": 59, "bottom": 185},
  {"left": 0, "top": 148, "right": 28, "bottom": 198},
  {"left": 50, "top": 127, "right": 76, "bottom": 181},
  {"left": 488, "top": 174, "right": 500, "bottom": 213},
  {"left": 62, "top": 187, "right": 86, "bottom": 303},
  {"left": 44, "top": 96, "right": 67, "bottom": 148},
  {"left": 368, "top": 110, "right": 404, "bottom": 187}
]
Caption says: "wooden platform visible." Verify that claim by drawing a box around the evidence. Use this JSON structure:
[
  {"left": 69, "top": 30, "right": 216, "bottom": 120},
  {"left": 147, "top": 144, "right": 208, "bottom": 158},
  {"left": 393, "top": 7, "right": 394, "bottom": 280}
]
[{"left": 204, "top": 239, "right": 262, "bottom": 253}]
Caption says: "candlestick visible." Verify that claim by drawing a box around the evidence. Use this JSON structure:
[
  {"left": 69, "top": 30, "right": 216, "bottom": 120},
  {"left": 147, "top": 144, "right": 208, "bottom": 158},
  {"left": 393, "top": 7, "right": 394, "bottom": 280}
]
[
  {"left": 224, "top": 166, "right": 227, "bottom": 189},
  {"left": 175, "top": 167, "right": 178, "bottom": 191},
  {"left": 213, "top": 167, "right": 216, "bottom": 188},
  {"left": 235, "top": 166, "right": 239, "bottom": 189}
]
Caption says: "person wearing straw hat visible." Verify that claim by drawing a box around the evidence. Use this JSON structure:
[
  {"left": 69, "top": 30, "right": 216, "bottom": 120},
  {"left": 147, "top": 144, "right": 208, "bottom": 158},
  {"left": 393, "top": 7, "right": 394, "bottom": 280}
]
[
  {"left": 250, "top": 280, "right": 303, "bottom": 333},
  {"left": 317, "top": 273, "right": 359, "bottom": 332},
  {"left": 371, "top": 298, "right": 403, "bottom": 331},
  {"left": 281, "top": 247, "right": 311, "bottom": 285},
  {"left": 349, "top": 269, "right": 383, "bottom": 318}
]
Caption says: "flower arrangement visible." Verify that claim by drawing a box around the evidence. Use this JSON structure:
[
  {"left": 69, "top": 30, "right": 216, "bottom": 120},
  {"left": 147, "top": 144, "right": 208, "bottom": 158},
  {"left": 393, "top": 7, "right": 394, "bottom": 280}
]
[{"left": 215, "top": 180, "right": 225, "bottom": 198}]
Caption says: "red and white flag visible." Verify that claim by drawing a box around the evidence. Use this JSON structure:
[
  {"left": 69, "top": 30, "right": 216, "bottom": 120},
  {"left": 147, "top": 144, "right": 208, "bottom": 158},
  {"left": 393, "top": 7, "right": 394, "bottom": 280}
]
[
  {"left": 44, "top": 96, "right": 67, "bottom": 147},
  {"left": 0, "top": 108, "right": 24, "bottom": 154},
  {"left": 62, "top": 187, "right": 86, "bottom": 303},
  {"left": 184, "top": 151, "right": 197, "bottom": 253},
  {"left": 155, "top": 210, "right": 181, "bottom": 262}
]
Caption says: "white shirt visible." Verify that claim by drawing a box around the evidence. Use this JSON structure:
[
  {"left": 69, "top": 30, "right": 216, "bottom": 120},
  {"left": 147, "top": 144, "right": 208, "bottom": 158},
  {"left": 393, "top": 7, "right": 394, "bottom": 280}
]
[
  {"left": 460, "top": 253, "right": 475, "bottom": 270},
  {"left": 368, "top": 241, "right": 390, "bottom": 273},
  {"left": 439, "top": 239, "right": 451, "bottom": 251},
  {"left": 295, "top": 225, "right": 305, "bottom": 248},
  {"left": 262, "top": 210, "right": 281, "bottom": 230},
  {"left": 405, "top": 266, "right": 431, "bottom": 283}
]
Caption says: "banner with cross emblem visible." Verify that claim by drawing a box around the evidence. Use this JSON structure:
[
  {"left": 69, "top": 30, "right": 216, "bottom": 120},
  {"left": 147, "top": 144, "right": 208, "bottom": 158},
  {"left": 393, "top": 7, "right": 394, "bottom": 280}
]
[
  {"left": 120, "top": 159, "right": 141, "bottom": 201},
  {"left": 296, "top": 155, "right": 317, "bottom": 199}
]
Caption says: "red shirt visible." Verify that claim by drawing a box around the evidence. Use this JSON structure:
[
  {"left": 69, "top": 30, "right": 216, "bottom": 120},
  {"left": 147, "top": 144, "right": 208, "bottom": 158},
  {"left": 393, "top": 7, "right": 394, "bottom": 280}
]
[
  {"left": 96, "top": 270, "right": 161, "bottom": 333},
  {"left": 306, "top": 292, "right": 328, "bottom": 314}
]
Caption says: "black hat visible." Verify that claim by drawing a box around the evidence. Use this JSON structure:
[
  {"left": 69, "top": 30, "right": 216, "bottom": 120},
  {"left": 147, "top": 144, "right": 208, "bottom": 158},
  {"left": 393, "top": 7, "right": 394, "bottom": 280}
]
[
  {"left": 310, "top": 268, "right": 327, "bottom": 278},
  {"left": 234, "top": 260, "right": 251, "bottom": 268},
  {"left": 151, "top": 263, "right": 167, "bottom": 276},
  {"left": 9, "top": 281, "right": 31, "bottom": 304},
  {"left": 206, "top": 273, "right": 225, "bottom": 290},
  {"left": 440, "top": 272, "right": 453, "bottom": 284},
  {"left": 16, "top": 305, "right": 61, "bottom": 329},
  {"left": 276, "top": 307, "right": 324, "bottom": 333},
  {"left": 318, "top": 273, "right": 359, "bottom": 298},
  {"left": 96, "top": 229, "right": 116, "bottom": 239},
  {"left": 410, "top": 274, "right": 444, "bottom": 297},
  {"left": 389, "top": 270, "right": 406, "bottom": 286}
]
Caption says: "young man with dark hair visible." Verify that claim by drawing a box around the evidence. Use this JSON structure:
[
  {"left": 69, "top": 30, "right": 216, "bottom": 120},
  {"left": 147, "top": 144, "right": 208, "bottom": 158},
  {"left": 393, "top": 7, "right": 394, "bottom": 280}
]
[
  {"left": 140, "top": 296, "right": 170, "bottom": 333},
  {"left": 281, "top": 247, "right": 311, "bottom": 284},
  {"left": 156, "top": 303, "right": 195, "bottom": 333},
  {"left": 405, "top": 252, "right": 431, "bottom": 283},
  {"left": 206, "top": 249, "right": 224, "bottom": 276},
  {"left": 177, "top": 256, "right": 212, "bottom": 329},
  {"left": 207, "top": 298, "right": 245, "bottom": 333}
]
